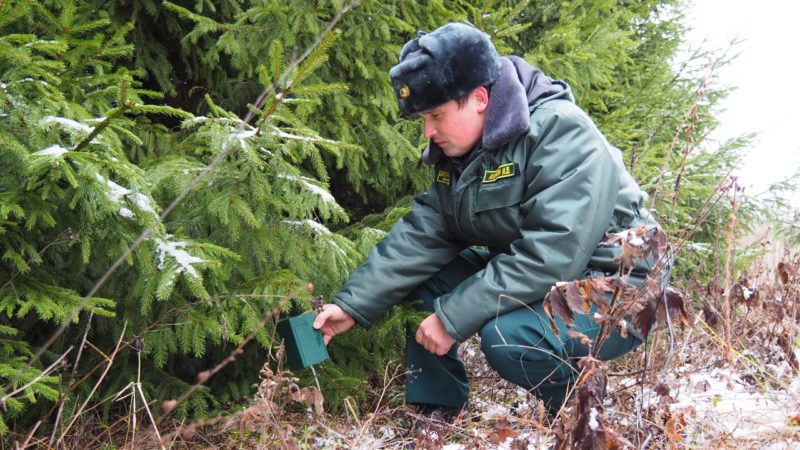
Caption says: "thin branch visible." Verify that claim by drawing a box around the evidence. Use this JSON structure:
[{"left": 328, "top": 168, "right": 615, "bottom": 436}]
[
  {"left": 57, "top": 322, "right": 127, "bottom": 443},
  {"left": 242, "top": 0, "right": 360, "bottom": 124},
  {"left": 0, "top": 346, "right": 72, "bottom": 406},
  {"left": 136, "top": 351, "right": 165, "bottom": 450}
]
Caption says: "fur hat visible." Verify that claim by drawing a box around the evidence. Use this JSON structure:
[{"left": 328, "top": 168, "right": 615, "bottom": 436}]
[{"left": 389, "top": 23, "right": 502, "bottom": 116}]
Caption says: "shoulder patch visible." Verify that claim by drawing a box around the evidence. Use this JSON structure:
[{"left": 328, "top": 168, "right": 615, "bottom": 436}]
[
  {"left": 482, "top": 163, "right": 516, "bottom": 183},
  {"left": 436, "top": 169, "right": 451, "bottom": 185}
]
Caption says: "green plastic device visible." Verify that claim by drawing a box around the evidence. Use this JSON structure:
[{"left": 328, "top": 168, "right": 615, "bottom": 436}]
[{"left": 276, "top": 311, "right": 330, "bottom": 370}]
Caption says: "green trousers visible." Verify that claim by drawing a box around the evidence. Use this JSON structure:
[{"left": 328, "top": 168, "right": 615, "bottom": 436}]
[{"left": 405, "top": 248, "right": 641, "bottom": 412}]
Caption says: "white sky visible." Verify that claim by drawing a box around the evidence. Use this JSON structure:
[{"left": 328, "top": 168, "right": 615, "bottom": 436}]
[{"left": 685, "top": 0, "right": 800, "bottom": 201}]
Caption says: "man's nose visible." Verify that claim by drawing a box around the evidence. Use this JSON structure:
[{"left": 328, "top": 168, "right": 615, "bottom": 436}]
[{"left": 423, "top": 118, "right": 436, "bottom": 139}]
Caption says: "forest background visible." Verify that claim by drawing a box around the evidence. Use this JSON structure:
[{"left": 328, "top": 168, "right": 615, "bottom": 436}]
[{"left": 1, "top": 0, "right": 797, "bottom": 448}]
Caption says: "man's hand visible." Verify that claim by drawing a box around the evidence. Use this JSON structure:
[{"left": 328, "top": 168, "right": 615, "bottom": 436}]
[
  {"left": 416, "top": 313, "right": 455, "bottom": 355},
  {"left": 312, "top": 304, "right": 356, "bottom": 344}
]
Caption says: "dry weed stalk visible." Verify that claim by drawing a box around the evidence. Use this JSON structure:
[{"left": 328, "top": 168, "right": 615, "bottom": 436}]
[{"left": 56, "top": 322, "right": 128, "bottom": 446}]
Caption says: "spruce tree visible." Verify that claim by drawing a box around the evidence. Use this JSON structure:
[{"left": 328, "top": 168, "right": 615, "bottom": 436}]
[
  {"left": 2, "top": 0, "right": 790, "bottom": 443},
  {"left": 1, "top": 0, "right": 365, "bottom": 436}
]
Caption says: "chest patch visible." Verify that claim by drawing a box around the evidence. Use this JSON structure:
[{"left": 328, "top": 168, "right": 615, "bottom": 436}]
[
  {"left": 482, "top": 163, "right": 516, "bottom": 183},
  {"left": 436, "top": 170, "right": 451, "bottom": 185}
]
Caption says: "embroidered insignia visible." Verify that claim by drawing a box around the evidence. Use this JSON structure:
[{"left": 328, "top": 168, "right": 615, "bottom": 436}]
[
  {"left": 399, "top": 83, "right": 411, "bottom": 99},
  {"left": 436, "top": 170, "right": 450, "bottom": 185},
  {"left": 482, "top": 163, "right": 516, "bottom": 183}
]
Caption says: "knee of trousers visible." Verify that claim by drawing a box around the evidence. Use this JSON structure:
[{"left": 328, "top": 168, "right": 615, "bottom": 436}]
[{"left": 479, "top": 321, "right": 574, "bottom": 387}]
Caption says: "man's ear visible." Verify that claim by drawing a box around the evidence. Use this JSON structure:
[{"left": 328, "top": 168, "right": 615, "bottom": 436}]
[{"left": 472, "top": 86, "right": 489, "bottom": 113}]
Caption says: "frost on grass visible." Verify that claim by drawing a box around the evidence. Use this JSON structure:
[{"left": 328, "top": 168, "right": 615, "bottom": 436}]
[
  {"left": 633, "top": 360, "right": 800, "bottom": 447},
  {"left": 155, "top": 237, "right": 205, "bottom": 277}
]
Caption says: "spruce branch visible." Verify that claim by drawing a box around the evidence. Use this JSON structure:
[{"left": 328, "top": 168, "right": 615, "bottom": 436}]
[
  {"left": 243, "top": 0, "right": 359, "bottom": 125},
  {"left": 253, "top": 28, "right": 343, "bottom": 135},
  {"left": 0, "top": 345, "right": 72, "bottom": 407},
  {"left": 155, "top": 297, "right": 290, "bottom": 425},
  {"left": 0, "top": 227, "right": 74, "bottom": 295}
]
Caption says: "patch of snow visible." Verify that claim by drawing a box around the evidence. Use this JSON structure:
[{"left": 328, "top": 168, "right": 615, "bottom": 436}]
[
  {"left": 639, "top": 365, "right": 799, "bottom": 446},
  {"left": 278, "top": 174, "right": 336, "bottom": 204},
  {"left": 269, "top": 126, "right": 337, "bottom": 144},
  {"left": 96, "top": 174, "right": 131, "bottom": 203},
  {"left": 156, "top": 237, "right": 205, "bottom": 277},
  {"left": 588, "top": 407, "right": 600, "bottom": 431},
  {"left": 687, "top": 242, "right": 712, "bottom": 252},
  {"left": 42, "top": 116, "right": 94, "bottom": 134},
  {"left": 119, "top": 208, "right": 134, "bottom": 218},
  {"left": 24, "top": 40, "right": 58, "bottom": 47},
  {"left": 182, "top": 116, "right": 209, "bottom": 128},
  {"left": 283, "top": 219, "right": 331, "bottom": 235},
  {"left": 299, "top": 176, "right": 336, "bottom": 203},
  {"left": 133, "top": 192, "right": 155, "bottom": 214},
  {"left": 35, "top": 145, "right": 68, "bottom": 157},
  {"left": 229, "top": 128, "right": 257, "bottom": 149},
  {"left": 95, "top": 174, "right": 157, "bottom": 217},
  {"left": 617, "top": 229, "right": 645, "bottom": 246}
]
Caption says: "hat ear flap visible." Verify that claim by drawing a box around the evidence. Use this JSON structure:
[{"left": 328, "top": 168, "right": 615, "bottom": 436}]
[{"left": 399, "top": 37, "right": 421, "bottom": 60}]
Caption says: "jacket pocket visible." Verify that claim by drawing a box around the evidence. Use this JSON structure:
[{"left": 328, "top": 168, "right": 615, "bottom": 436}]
[{"left": 474, "top": 172, "right": 525, "bottom": 213}]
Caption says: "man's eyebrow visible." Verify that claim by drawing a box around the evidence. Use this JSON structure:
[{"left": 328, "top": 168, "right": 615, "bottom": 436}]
[{"left": 420, "top": 107, "right": 443, "bottom": 115}]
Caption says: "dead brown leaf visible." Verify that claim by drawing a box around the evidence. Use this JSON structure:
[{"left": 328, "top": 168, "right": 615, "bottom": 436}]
[{"left": 490, "top": 417, "right": 518, "bottom": 444}]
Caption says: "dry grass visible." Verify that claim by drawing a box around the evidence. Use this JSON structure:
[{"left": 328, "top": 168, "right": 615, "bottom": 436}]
[{"left": 11, "top": 252, "right": 799, "bottom": 450}]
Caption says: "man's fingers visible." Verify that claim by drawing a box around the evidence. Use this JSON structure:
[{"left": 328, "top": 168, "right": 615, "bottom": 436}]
[
  {"left": 323, "top": 334, "right": 332, "bottom": 345},
  {"left": 313, "top": 307, "right": 330, "bottom": 329}
]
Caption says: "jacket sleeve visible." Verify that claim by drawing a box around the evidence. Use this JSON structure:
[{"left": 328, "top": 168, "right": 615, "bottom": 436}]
[
  {"left": 435, "top": 104, "right": 621, "bottom": 341},
  {"left": 333, "top": 188, "right": 465, "bottom": 327}
]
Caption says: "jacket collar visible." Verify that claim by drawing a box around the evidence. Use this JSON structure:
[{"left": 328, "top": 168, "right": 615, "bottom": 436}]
[{"left": 422, "top": 56, "right": 568, "bottom": 165}]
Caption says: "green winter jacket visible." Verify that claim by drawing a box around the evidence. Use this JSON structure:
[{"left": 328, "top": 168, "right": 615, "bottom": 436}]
[{"left": 334, "top": 56, "right": 661, "bottom": 341}]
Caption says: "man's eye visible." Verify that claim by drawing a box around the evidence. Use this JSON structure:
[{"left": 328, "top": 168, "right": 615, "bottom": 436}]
[{"left": 432, "top": 114, "right": 443, "bottom": 120}]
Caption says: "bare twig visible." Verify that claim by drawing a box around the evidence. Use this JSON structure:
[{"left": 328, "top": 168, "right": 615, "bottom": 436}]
[{"left": 57, "top": 322, "right": 127, "bottom": 444}]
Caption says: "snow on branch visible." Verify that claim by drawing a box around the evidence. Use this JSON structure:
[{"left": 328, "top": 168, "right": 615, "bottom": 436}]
[
  {"left": 282, "top": 219, "right": 331, "bottom": 235},
  {"left": 34, "top": 145, "right": 69, "bottom": 157},
  {"left": 42, "top": 116, "right": 94, "bottom": 134},
  {"left": 268, "top": 125, "right": 337, "bottom": 145},
  {"left": 155, "top": 237, "right": 206, "bottom": 277},
  {"left": 94, "top": 174, "right": 157, "bottom": 218},
  {"left": 278, "top": 174, "right": 336, "bottom": 204}
]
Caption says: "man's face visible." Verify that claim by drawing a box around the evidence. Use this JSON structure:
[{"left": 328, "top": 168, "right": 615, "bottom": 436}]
[{"left": 418, "top": 87, "right": 488, "bottom": 158}]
